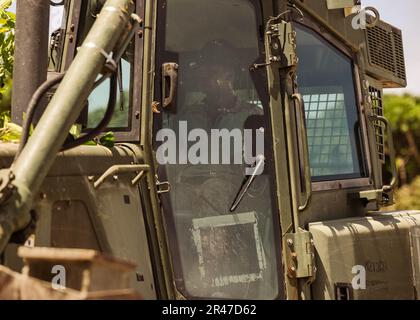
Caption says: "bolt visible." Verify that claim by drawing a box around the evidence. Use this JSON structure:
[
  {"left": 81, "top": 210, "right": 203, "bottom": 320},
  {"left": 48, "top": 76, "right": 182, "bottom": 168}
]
[
  {"left": 40, "top": 193, "right": 47, "bottom": 200},
  {"left": 88, "top": 176, "right": 95, "bottom": 182},
  {"left": 287, "top": 239, "right": 294, "bottom": 247},
  {"left": 113, "top": 175, "right": 119, "bottom": 181},
  {"left": 288, "top": 266, "right": 297, "bottom": 278}
]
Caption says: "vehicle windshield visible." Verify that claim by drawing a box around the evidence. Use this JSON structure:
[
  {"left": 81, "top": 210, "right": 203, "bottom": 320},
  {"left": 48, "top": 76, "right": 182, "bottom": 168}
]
[{"left": 155, "top": 0, "right": 282, "bottom": 299}]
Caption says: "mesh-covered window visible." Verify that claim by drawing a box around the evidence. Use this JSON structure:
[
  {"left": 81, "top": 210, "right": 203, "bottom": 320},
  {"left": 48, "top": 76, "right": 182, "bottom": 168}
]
[
  {"left": 303, "top": 91, "right": 354, "bottom": 177},
  {"left": 369, "top": 86, "right": 385, "bottom": 164},
  {"left": 295, "top": 24, "right": 365, "bottom": 181}
]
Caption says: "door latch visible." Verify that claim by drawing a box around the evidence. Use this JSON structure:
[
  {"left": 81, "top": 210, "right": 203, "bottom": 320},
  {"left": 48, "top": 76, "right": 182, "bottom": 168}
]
[
  {"left": 156, "top": 176, "right": 171, "bottom": 194},
  {"left": 266, "top": 21, "right": 298, "bottom": 68}
]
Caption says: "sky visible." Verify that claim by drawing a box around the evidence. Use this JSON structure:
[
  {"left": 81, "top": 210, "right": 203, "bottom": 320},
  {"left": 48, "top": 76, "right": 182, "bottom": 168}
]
[{"left": 8, "top": 1, "right": 419, "bottom": 95}]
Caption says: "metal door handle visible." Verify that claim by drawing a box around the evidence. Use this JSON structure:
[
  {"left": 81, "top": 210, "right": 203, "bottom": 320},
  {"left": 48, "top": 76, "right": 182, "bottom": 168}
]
[
  {"left": 369, "top": 114, "right": 398, "bottom": 190},
  {"left": 162, "top": 62, "right": 179, "bottom": 108},
  {"left": 292, "top": 93, "right": 312, "bottom": 211}
]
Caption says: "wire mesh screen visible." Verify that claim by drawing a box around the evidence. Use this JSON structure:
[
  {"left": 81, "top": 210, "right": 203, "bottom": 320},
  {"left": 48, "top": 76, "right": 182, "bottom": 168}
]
[
  {"left": 303, "top": 91, "right": 355, "bottom": 177},
  {"left": 368, "top": 86, "right": 385, "bottom": 164}
]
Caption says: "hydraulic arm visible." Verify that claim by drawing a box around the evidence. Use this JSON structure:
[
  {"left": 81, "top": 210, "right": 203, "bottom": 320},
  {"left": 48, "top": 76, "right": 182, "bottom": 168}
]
[{"left": 0, "top": 0, "right": 135, "bottom": 253}]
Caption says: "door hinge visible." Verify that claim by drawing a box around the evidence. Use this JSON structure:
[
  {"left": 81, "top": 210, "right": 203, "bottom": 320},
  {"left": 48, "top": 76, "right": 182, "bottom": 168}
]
[
  {"left": 266, "top": 21, "right": 298, "bottom": 68},
  {"left": 285, "top": 231, "right": 316, "bottom": 281}
]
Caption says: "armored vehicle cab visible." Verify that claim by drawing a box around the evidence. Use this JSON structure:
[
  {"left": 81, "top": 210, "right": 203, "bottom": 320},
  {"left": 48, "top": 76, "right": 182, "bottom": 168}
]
[{"left": 1, "top": 0, "right": 418, "bottom": 300}]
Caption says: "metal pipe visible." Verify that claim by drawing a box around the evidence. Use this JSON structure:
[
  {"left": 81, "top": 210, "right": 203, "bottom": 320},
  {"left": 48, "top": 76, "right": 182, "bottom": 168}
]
[
  {"left": 11, "top": 0, "right": 50, "bottom": 125},
  {"left": 0, "top": 0, "right": 135, "bottom": 253}
]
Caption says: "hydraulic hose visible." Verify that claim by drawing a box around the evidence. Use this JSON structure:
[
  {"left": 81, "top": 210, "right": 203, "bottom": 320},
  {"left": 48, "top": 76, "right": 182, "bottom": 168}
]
[{"left": 16, "top": 73, "right": 65, "bottom": 159}]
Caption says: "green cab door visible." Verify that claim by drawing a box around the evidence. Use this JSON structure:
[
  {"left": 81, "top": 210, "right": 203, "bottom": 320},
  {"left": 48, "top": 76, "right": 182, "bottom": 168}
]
[{"left": 153, "top": 0, "right": 285, "bottom": 300}]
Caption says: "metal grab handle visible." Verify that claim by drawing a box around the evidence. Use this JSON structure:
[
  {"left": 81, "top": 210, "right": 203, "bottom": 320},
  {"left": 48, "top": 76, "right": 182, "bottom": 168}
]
[
  {"left": 369, "top": 115, "right": 398, "bottom": 190},
  {"left": 162, "top": 62, "right": 179, "bottom": 108},
  {"left": 292, "top": 93, "right": 312, "bottom": 211},
  {"left": 94, "top": 164, "right": 150, "bottom": 189}
]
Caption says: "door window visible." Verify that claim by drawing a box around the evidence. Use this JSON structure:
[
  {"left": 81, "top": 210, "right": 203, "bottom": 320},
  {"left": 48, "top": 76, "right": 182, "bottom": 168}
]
[
  {"left": 156, "top": 0, "right": 282, "bottom": 299},
  {"left": 295, "top": 24, "right": 365, "bottom": 181}
]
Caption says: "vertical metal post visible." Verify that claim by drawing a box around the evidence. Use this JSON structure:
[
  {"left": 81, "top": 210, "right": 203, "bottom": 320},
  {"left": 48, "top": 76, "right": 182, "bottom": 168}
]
[{"left": 11, "top": 0, "right": 50, "bottom": 125}]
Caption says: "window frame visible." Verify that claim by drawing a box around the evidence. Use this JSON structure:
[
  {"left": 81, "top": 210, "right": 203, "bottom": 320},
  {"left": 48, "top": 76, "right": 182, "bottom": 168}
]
[
  {"left": 293, "top": 17, "right": 372, "bottom": 192},
  {"left": 56, "top": 0, "right": 144, "bottom": 142}
]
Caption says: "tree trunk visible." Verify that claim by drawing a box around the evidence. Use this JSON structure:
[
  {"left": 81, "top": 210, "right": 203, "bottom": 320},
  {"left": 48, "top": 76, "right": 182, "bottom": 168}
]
[{"left": 405, "top": 129, "right": 420, "bottom": 165}]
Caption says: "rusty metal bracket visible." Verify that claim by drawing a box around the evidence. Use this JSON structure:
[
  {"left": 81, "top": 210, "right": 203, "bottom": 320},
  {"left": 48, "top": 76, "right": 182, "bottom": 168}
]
[
  {"left": 285, "top": 231, "right": 316, "bottom": 282},
  {"left": 266, "top": 21, "right": 298, "bottom": 69}
]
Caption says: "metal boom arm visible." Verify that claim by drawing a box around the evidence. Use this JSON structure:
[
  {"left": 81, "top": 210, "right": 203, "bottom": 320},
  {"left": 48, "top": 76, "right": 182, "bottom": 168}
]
[{"left": 0, "top": 0, "right": 135, "bottom": 253}]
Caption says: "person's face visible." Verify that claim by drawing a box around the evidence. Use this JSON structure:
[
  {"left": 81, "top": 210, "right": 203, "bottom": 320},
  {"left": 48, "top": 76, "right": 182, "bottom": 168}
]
[{"left": 204, "top": 65, "right": 235, "bottom": 99}]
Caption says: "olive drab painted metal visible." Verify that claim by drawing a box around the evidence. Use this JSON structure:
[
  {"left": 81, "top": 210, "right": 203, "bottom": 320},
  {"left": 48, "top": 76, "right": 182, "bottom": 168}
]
[{"left": 0, "top": 0, "right": 418, "bottom": 300}]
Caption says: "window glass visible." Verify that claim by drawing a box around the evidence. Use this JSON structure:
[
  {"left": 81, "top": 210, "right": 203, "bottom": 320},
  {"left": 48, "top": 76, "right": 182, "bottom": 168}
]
[
  {"left": 48, "top": 1, "right": 133, "bottom": 130},
  {"left": 157, "top": 0, "right": 281, "bottom": 299},
  {"left": 48, "top": 1, "right": 68, "bottom": 71},
  {"left": 87, "top": 58, "right": 132, "bottom": 129},
  {"left": 49, "top": 2, "right": 66, "bottom": 35},
  {"left": 295, "top": 24, "right": 365, "bottom": 180}
]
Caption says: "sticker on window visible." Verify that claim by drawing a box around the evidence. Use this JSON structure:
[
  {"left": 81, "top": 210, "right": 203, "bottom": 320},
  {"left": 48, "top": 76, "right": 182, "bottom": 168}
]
[{"left": 192, "top": 211, "right": 266, "bottom": 288}]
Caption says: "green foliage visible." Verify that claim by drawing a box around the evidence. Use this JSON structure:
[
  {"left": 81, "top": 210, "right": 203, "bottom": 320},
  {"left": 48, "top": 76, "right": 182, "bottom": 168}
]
[
  {"left": 99, "top": 132, "right": 115, "bottom": 148},
  {"left": 384, "top": 94, "right": 420, "bottom": 185},
  {"left": 69, "top": 123, "right": 115, "bottom": 148},
  {"left": 0, "top": 77, "right": 11, "bottom": 113},
  {"left": 392, "top": 176, "right": 420, "bottom": 211},
  {"left": 383, "top": 94, "right": 420, "bottom": 211},
  {"left": 0, "top": 0, "right": 15, "bottom": 112},
  {"left": 87, "top": 90, "right": 130, "bottom": 129},
  {"left": 0, "top": 111, "right": 22, "bottom": 143},
  {"left": 384, "top": 95, "right": 420, "bottom": 133},
  {"left": 87, "top": 107, "right": 129, "bottom": 129}
]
